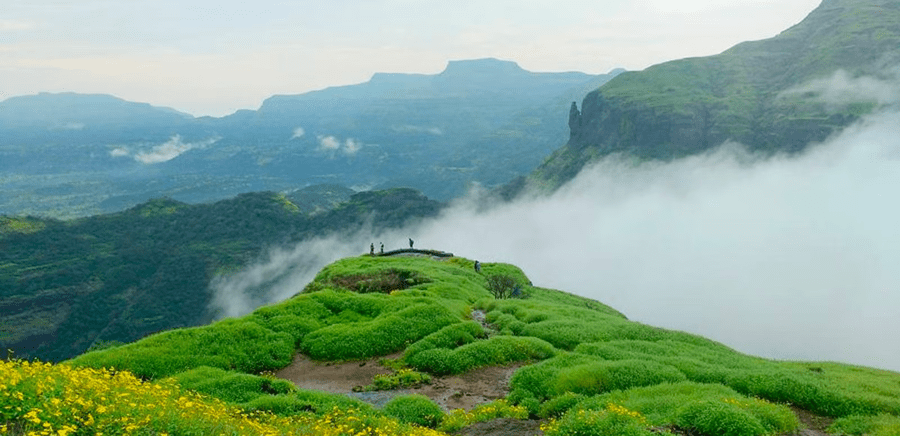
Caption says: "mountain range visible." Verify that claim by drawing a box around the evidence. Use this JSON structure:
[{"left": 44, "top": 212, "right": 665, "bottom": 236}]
[
  {"left": 1, "top": 0, "right": 899, "bottom": 409},
  {"left": 0, "top": 59, "right": 622, "bottom": 218}
]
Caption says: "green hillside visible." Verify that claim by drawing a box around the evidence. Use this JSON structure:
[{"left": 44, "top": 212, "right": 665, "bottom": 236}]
[
  {"left": 4, "top": 254, "right": 898, "bottom": 435},
  {"left": 527, "top": 0, "right": 900, "bottom": 191},
  {"left": 0, "top": 187, "right": 441, "bottom": 362}
]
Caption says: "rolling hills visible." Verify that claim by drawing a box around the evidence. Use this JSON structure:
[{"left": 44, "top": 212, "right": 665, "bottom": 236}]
[
  {"left": 0, "top": 186, "right": 441, "bottom": 362},
  {"left": 0, "top": 59, "right": 622, "bottom": 218},
  {"left": 4, "top": 254, "right": 898, "bottom": 435}
]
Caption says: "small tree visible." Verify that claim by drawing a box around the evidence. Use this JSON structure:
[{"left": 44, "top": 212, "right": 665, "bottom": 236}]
[{"left": 486, "top": 274, "right": 527, "bottom": 299}]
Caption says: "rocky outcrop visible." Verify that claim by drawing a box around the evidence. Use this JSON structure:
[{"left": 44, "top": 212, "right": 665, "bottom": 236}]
[{"left": 527, "top": 0, "right": 900, "bottom": 191}]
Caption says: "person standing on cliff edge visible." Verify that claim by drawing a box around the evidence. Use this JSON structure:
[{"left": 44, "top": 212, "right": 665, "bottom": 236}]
[{"left": 409, "top": 238, "right": 414, "bottom": 248}]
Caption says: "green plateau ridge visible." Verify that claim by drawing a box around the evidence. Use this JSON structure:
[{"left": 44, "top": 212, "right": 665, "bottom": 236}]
[
  {"left": 525, "top": 0, "right": 900, "bottom": 191},
  {"left": 59, "top": 254, "right": 900, "bottom": 435},
  {"left": 0, "top": 186, "right": 441, "bottom": 362}
]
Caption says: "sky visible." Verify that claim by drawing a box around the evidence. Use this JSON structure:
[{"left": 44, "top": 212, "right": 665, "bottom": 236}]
[{"left": 1, "top": 0, "right": 822, "bottom": 117}]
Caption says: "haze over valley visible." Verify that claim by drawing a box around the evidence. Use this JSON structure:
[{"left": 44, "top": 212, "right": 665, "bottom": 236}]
[{"left": 2, "top": 0, "right": 899, "bottom": 394}]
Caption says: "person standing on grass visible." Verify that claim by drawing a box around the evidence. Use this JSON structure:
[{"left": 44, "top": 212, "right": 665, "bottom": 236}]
[
  {"left": 409, "top": 238, "right": 414, "bottom": 248},
  {"left": 474, "top": 260, "right": 481, "bottom": 272},
  {"left": 380, "top": 242, "right": 384, "bottom": 254},
  {"left": 370, "top": 243, "right": 375, "bottom": 255}
]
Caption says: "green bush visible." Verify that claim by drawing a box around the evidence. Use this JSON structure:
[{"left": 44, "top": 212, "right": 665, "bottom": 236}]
[
  {"left": 509, "top": 353, "right": 597, "bottom": 401},
  {"left": 543, "top": 407, "right": 660, "bottom": 436},
  {"left": 540, "top": 392, "right": 587, "bottom": 419},
  {"left": 675, "top": 400, "right": 767, "bottom": 436},
  {"left": 403, "top": 321, "right": 484, "bottom": 358},
  {"left": 300, "top": 303, "right": 459, "bottom": 360},
  {"left": 829, "top": 414, "right": 900, "bottom": 436},
  {"left": 357, "top": 368, "right": 432, "bottom": 391},
  {"left": 407, "top": 336, "right": 556, "bottom": 375},
  {"left": 438, "top": 400, "right": 529, "bottom": 432},
  {"left": 485, "top": 274, "right": 528, "bottom": 299},
  {"left": 383, "top": 394, "right": 445, "bottom": 428},
  {"left": 70, "top": 319, "right": 295, "bottom": 378},
  {"left": 553, "top": 360, "right": 686, "bottom": 396},
  {"left": 243, "top": 390, "right": 374, "bottom": 415},
  {"left": 172, "top": 366, "right": 294, "bottom": 403}
]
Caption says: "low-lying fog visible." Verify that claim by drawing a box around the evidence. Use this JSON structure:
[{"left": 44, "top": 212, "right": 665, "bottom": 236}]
[{"left": 213, "top": 107, "right": 900, "bottom": 373}]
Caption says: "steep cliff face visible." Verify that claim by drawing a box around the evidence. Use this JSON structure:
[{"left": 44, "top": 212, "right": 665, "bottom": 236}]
[{"left": 529, "top": 0, "right": 900, "bottom": 191}]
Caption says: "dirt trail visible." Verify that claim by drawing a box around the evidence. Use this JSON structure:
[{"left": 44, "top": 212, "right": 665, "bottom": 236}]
[{"left": 275, "top": 352, "right": 521, "bottom": 411}]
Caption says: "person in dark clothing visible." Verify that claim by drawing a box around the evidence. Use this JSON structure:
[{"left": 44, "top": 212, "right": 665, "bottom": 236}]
[
  {"left": 409, "top": 238, "right": 414, "bottom": 248},
  {"left": 370, "top": 243, "right": 375, "bottom": 255},
  {"left": 380, "top": 243, "right": 384, "bottom": 254},
  {"left": 474, "top": 260, "right": 481, "bottom": 272}
]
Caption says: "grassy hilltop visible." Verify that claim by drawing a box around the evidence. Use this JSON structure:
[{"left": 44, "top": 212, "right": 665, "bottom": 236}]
[{"left": 4, "top": 254, "right": 900, "bottom": 435}]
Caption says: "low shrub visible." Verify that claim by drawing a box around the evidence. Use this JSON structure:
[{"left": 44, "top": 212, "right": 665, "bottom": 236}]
[
  {"left": 552, "top": 359, "right": 687, "bottom": 396},
  {"left": 356, "top": 368, "right": 432, "bottom": 391},
  {"left": 828, "top": 413, "right": 900, "bottom": 436},
  {"left": 301, "top": 303, "right": 459, "bottom": 361},
  {"left": 172, "top": 366, "right": 295, "bottom": 403},
  {"left": 675, "top": 400, "right": 767, "bottom": 436},
  {"left": 70, "top": 319, "right": 295, "bottom": 378},
  {"left": 485, "top": 274, "right": 528, "bottom": 299},
  {"left": 438, "top": 400, "right": 528, "bottom": 432},
  {"left": 509, "top": 353, "right": 597, "bottom": 401},
  {"left": 383, "top": 394, "right": 445, "bottom": 428},
  {"left": 541, "top": 405, "right": 662, "bottom": 436},
  {"left": 540, "top": 392, "right": 587, "bottom": 419},
  {"left": 403, "top": 321, "right": 484, "bottom": 358},
  {"left": 407, "top": 336, "right": 556, "bottom": 375},
  {"left": 243, "top": 390, "right": 374, "bottom": 416}
]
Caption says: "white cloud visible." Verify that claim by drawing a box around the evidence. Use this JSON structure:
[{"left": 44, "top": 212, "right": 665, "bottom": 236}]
[
  {"left": 291, "top": 126, "right": 305, "bottom": 139},
  {"left": 213, "top": 108, "right": 900, "bottom": 372},
  {"left": 133, "top": 135, "right": 217, "bottom": 164},
  {"left": 343, "top": 138, "right": 361, "bottom": 156},
  {"left": 0, "top": 19, "right": 35, "bottom": 32},
  {"left": 317, "top": 135, "right": 363, "bottom": 155},
  {"left": 317, "top": 135, "right": 341, "bottom": 151},
  {"left": 109, "top": 147, "right": 129, "bottom": 157},
  {"left": 392, "top": 125, "right": 443, "bottom": 135},
  {"left": 780, "top": 69, "right": 900, "bottom": 108},
  {"left": 57, "top": 122, "right": 85, "bottom": 130}
]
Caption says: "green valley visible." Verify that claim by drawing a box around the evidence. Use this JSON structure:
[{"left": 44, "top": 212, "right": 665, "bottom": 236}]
[{"left": 0, "top": 186, "right": 441, "bottom": 362}]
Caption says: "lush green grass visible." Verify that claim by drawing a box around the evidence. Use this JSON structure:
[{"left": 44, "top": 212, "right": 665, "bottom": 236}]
[
  {"left": 384, "top": 394, "right": 446, "bottom": 428},
  {"left": 406, "top": 335, "right": 556, "bottom": 376},
  {"left": 70, "top": 318, "right": 296, "bottom": 379},
  {"left": 829, "top": 413, "right": 900, "bottom": 436},
  {"left": 58, "top": 254, "right": 900, "bottom": 436}
]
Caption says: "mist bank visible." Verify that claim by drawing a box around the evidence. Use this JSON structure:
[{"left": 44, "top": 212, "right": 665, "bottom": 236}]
[{"left": 213, "top": 109, "right": 900, "bottom": 373}]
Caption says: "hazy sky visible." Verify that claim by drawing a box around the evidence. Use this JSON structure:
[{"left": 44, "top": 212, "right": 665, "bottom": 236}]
[{"left": 2, "top": 0, "right": 821, "bottom": 116}]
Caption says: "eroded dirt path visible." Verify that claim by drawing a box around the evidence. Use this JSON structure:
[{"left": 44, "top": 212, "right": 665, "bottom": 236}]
[{"left": 274, "top": 352, "right": 521, "bottom": 411}]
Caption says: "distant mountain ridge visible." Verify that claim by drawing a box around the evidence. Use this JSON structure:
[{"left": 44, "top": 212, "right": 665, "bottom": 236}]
[
  {"left": 523, "top": 0, "right": 900, "bottom": 191},
  {"left": 0, "top": 92, "right": 192, "bottom": 130},
  {"left": 0, "top": 59, "right": 622, "bottom": 218}
]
